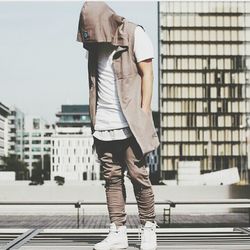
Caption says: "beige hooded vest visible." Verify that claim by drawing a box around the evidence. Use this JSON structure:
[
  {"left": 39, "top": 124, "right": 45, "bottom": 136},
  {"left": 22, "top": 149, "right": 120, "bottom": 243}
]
[{"left": 76, "top": 1, "right": 160, "bottom": 158}]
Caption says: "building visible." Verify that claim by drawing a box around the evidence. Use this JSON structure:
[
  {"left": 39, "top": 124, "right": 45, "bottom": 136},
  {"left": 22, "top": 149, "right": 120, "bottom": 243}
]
[
  {"left": 23, "top": 115, "right": 54, "bottom": 175},
  {"left": 158, "top": 1, "right": 250, "bottom": 182},
  {"left": 51, "top": 105, "right": 100, "bottom": 182},
  {"left": 146, "top": 111, "right": 160, "bottom": 184},
  {"left": 8, "top": 106, "right": 25, "bottom": 160},
  {"left": 55, "top": 105, "right": 91, "bottom": 129},
  {"left": 0, "top": 102, "right": 10, "bottom": 167},
  {"left": 1, "top": 104, "right": 52, "bottom": 178}
]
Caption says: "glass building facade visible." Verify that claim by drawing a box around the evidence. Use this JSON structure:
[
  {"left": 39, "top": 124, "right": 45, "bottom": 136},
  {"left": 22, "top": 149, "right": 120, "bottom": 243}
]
[
  {"left": 56, "top": 105, "right": 91, "bottom": 127},
  {"left": 158, "top": 1, "right": 250, "bottom": 183}
]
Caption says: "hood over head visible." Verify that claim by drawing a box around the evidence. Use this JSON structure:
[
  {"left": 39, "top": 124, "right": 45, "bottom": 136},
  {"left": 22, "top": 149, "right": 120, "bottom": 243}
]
[{"left": 76, "top": 1, "right": 129, "bottom": 50}]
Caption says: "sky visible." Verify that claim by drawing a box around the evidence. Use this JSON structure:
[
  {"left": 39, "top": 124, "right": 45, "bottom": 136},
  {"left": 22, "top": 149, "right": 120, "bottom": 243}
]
[{"left": 0, "top": 1, "right": 158, "bottom": 124}]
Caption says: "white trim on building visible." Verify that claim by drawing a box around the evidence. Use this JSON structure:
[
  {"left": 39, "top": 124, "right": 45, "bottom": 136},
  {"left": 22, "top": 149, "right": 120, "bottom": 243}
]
[{"left": 51, "top": 126, "right": 99, "bottom": 181}]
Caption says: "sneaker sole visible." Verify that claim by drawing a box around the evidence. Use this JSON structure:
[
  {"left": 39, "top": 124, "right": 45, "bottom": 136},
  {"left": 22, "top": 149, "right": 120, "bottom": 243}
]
[
  {"left": 140, "top": 247, "right": 157, "bottom": 250},
  {"left": 93, "top": 245, "right": 128, "bottom": 250},
  {"left": 111, "top": 247, "right": 128, "bottom": 250}
]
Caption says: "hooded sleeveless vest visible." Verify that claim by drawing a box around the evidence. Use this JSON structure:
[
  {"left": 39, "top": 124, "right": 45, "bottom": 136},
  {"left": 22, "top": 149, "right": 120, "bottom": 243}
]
[{"left": 76, "top": 1, "right": 160, "bottom": 158}]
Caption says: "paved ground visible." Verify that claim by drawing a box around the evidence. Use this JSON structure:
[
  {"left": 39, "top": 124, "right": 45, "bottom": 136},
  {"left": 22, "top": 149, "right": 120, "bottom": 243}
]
[
  {"left": 1, "top": 227, "right": 250, "bottom": 250},
  {"left": 0, "top": 213, "right": 248, "bottom": 229}
]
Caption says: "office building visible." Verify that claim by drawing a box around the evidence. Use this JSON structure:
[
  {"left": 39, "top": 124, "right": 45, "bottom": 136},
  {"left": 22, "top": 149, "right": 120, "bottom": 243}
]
[
  {"left": 146, "top": 111, "right": 160, "bottom": 184},
  {"left": 23, "top": 115, "right": 54, "bottom": 175},
  {"left": 158, "top": 1, "right": 250, "bottom": 182},
  {"left": 0, "top": 102, "right": 10, "bottom": 167},
  {"left": 8, "top": 106, "right": 25, "bottom": 160},
  {"left": 51, "top": 105, "right": 100, "bottom": 181}
]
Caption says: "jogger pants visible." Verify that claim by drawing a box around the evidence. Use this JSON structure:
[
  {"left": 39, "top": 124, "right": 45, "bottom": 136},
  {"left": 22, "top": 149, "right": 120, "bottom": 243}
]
[{"left": 94, "top": 135, "right": 156, "bottom": 226}]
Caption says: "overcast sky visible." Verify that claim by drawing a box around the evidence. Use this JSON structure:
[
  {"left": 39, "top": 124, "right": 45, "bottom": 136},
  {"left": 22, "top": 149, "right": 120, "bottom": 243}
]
[{"left": 0, "top": 1, "right": 158, "bottom": 124}]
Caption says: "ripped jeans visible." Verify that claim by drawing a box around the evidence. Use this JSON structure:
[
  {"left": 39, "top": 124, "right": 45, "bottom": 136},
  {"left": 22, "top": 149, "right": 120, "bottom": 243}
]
[{"left": 94, "top": 135, "right": 155, "bottom": 226}]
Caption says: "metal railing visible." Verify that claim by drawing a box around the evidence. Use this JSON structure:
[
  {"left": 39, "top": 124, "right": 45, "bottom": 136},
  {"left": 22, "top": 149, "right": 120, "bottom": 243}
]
[
  {"left": 0, "top": 201, "right": 84, "bottom": 228},
  {"left": 1, "top": 199, "right": 250, "bottom": 228},
  {"left": 163, "top": 199, "right": 250, "bottom": 226},
  {"left": 0, "top": 200, "right": 173, "bottom": 228}
]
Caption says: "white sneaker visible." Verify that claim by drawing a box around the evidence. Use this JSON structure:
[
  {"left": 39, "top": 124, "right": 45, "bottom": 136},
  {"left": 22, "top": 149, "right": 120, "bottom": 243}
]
[
  {"left": 140, "top": 221, "right": 158, "bottom": 250},
  {"left": 93, "top": 223, "right": 128, "bottom": 250}
]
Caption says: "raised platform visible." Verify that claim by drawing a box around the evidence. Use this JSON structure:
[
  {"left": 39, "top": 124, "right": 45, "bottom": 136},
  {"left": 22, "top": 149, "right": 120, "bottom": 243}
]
[
  {"left": 1, "top": 227, "right": 250, "bottom": 250},
  {"left": 0, "top": 213, "right": 249, "bottom": 229}
]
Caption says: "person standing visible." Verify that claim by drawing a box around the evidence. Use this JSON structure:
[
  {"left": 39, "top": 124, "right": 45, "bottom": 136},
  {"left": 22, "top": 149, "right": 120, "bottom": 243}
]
[{"left": 76, "top": 2, "right": 160, "bottom": 250}]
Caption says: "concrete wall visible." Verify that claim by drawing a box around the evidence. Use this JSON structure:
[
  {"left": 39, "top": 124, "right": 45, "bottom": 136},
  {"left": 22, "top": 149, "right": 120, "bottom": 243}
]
[
  {"left": 0, "top": 180, "right": 249, "bottom": 215},
  {"left": 0, "top": 172, "right": 15, "bottom": 181}
]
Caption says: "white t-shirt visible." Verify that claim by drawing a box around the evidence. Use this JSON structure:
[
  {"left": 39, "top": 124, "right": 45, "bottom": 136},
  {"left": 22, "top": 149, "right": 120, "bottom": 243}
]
[{"left": 86, "top": 26, "right": 154, "bottom": 136}]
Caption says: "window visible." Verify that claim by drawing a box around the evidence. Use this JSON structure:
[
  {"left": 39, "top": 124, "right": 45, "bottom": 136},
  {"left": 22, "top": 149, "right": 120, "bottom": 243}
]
[
  {"left": 32, "top": 140, "right": 41, "bottom": 144},
  {"left": 212, "top": 114, "right": 218, "bottom": 127},
  {"left": 187, "top": 114, "right": 196, "bottom": 127},
  {"left": 217, "top": 87, "right": 221, "bottom": 98},
  {"left": 32, "top": 155, "right": 41, "bottom": 160},
  {"left": 44, "top": 147, "right": 50, "bottom": 152},
  {"left": 33, "top": 118, "right": 40, "bottom": 129},
  {"left": 232, "top": 115, "right": 240, "bottom": 127},
  {"left": 32, "top": 132, "right": 41, "bottom": 137},
  {"left": 73, "top": 115, "right": 81, "bottom": 121},
  {"left": 215, "top": 72, "right": 224, "bottom": 84},
  {"left": 31, "top": 147, "right": 41, "bottom": 152},
  {"left": 17, "top": 118, "right": 22, "bottom": 130},
  {"left": 83, "top": 172, "right": 87, "bottom": 180}
]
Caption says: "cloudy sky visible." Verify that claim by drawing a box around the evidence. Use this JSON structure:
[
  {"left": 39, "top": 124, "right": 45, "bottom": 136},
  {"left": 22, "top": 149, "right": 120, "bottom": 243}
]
[{"left": 0, "top": 1, "right": 158, "bottom": 123}]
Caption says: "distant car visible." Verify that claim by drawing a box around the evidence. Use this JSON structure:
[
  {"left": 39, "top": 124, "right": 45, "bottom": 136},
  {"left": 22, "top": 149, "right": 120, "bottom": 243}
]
[
  {"left": 29, "top": 179, "right": 44, "bottom": 185},
  {"left": 29, "top": 181, "right": 39, "bottom": 185},
  {"left": 54, "top": 176, "right": 65, "bottom": 185}
]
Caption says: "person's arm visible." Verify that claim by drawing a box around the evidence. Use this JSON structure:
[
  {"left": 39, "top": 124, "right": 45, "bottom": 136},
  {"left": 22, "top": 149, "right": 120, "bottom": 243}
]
[
  {"left": 137, "top": 59, "right": 154, "bottom": 113},
  {"left": 133, "top": 26, "right": 154, "bottom": 114}
]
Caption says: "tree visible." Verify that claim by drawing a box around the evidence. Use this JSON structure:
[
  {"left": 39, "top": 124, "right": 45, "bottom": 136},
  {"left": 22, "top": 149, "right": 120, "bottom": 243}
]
[
  {"left": 31, "top": 154, "right": 51, "bottom": 184},
  {"left": 43, "top": 154, "right": 51, "bottom": 180},
  {"left": 0, "top": 154, "right": 29, "bottom": 180}
]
